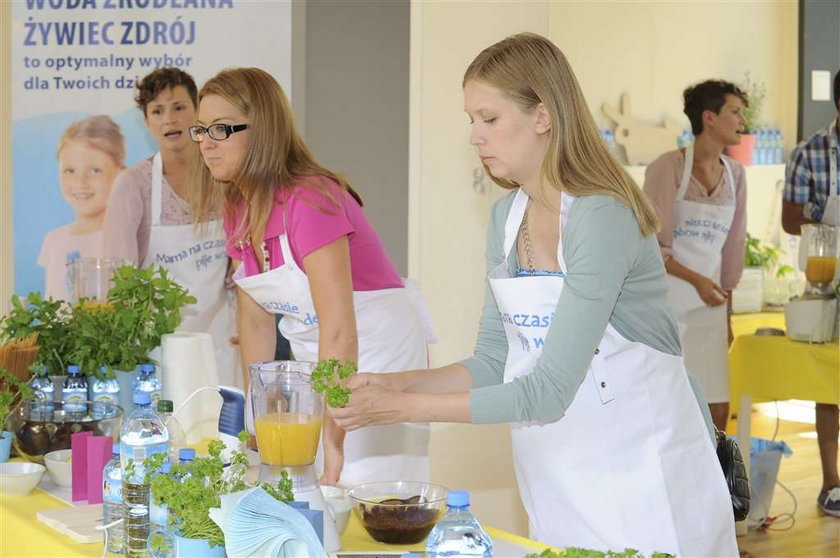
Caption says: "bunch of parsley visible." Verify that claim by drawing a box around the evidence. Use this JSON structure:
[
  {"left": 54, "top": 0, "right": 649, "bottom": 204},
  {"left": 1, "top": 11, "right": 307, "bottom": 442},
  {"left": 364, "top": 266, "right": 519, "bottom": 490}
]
[
  {"left": 143, "top": 433, "right": 293, "bottom": 549},
  {"left": 525, "top": 548, "right": 674, "bottom": 558},
  {"left": 311, "top": 359, "right": 357, "bottom": 407}
]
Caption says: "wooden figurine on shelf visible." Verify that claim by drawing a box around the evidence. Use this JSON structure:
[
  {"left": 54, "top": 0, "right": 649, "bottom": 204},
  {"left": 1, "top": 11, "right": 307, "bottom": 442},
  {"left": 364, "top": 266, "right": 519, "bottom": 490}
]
[{"left": 602, "top": 92, "right": 682, "bottom": 165}]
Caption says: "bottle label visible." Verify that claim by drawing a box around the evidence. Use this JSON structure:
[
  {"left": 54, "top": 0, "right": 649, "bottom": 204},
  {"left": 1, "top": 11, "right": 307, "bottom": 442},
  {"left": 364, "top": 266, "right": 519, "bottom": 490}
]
[
  {"left": 149, "top": 503, "right": 168, "bottom": 526},
  {"left": 63, "top": 391, "right": 86, "bottom": 412},
  {"left": 94, "top": 393, "right": 119, "bottom": 405},
  {"left": 104, "top": 475, "right": 122, "bottom": 504},
  {"left": 120, "top": 441, "right": 168, "bottom": 480}
]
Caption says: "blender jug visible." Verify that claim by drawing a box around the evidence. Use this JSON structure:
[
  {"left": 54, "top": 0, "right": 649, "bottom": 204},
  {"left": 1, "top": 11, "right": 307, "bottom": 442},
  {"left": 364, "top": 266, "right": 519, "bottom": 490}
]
[
  {"left": 67, "top": 257, "right": 126, "bottom": 303},
  {"left": 249, "top": 360, "right": 340, "bottom": 552},
  {"left": 798, "top": 224, "right": 839, "bottom": 295}
]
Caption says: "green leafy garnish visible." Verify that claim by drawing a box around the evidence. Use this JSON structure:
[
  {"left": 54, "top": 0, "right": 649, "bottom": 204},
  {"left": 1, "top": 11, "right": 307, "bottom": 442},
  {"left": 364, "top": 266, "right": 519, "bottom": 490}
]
[
  {"left": 146, "top": 432, "right": 294, "bottom": 548},
  {"left": 311, "top": 359, "right": 357, "bottom": 407}
]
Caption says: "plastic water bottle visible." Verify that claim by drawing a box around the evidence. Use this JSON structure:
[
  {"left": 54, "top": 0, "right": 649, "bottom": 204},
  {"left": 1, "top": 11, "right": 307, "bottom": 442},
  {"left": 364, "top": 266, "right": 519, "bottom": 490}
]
[
  {"left": 156, "top": 400, "right": 186, "bottom": 464},
  {"left": 102, "top": 443, "right": 125, "bottom": 554},
  {"left": 120, "top": 391, "right": 169, "bottom": 481},
  {"left": 425, "top": 491, "right": 493, "bottom": 557},
  {"left": 149, "top": 460, "right": 171, "bottom": 535},
  {"left": 62, "top": 365, "right": 88, "bottom": 420},
  {"left": 90, "top": 367, "right": 120, "bottom": 419},
  {"left": 774, "top": 129, "right": 784, "bottom": 164},
  {"left": 133, "top": 364, "right": 162, "bottom": 405},
  {"left": 29, "top": 365, "right": 54, "bottom": 421},
  {"left": 121, "top": 391, "right": 168, "bottom": 557},
  {"left": 178, "top": 448, "right": 196, "bottom": 465}
]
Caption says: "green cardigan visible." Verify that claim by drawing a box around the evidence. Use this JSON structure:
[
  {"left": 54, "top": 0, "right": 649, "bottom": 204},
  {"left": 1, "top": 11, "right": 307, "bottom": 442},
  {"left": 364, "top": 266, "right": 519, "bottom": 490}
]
[{"left": 462, "top": 191, "right": 685, "bottom": 425}]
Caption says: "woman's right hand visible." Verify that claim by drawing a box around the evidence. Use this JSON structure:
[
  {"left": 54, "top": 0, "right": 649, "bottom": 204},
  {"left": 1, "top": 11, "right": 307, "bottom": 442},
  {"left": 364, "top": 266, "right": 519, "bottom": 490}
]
[{"left": 692, "top": 275, "right": 728, "bottom": 307}]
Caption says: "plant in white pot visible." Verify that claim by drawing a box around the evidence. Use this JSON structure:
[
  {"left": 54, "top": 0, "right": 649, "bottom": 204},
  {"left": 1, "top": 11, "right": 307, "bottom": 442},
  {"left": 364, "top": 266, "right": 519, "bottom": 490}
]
[
  {"left": 732, "top": 234, "right": 793, "bottom": 313},
  {"left": 0, "top": 366, "right": 34, "bottom": 462}
]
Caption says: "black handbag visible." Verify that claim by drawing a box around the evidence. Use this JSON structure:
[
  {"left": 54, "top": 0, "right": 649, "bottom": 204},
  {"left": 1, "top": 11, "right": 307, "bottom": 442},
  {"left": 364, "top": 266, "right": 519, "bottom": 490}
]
[{"left": 716, "top": 428, "right": 751, "bottom": 522}]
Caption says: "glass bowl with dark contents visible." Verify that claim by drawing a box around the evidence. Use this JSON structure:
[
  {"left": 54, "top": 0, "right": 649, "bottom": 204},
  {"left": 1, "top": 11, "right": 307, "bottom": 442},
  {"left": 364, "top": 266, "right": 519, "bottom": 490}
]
[
  {"left": 8, "top": 399, "right": 123, "bottom": 465},
  {"left": 347, "top": 480, "right": 448, "bottom": 544}
]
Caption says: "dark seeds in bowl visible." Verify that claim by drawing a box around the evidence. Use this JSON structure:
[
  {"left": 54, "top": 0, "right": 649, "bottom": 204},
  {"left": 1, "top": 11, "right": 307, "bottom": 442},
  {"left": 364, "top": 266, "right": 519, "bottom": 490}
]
[{"left": 360, "top": 496, "right": 440, "bottom": 544}]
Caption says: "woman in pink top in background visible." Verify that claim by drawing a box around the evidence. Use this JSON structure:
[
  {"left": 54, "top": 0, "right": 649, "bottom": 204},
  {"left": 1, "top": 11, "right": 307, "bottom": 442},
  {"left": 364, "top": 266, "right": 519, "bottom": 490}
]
[
  {"left": 190, "top": 67, "right": 430, "bottom": 488},
  {"left": 644, "top": 79, "right": 748, "bottom": 431}
]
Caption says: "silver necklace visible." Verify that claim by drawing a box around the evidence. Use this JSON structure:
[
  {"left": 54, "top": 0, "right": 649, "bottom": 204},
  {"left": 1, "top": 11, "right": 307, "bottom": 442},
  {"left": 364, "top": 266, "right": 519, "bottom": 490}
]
[{"left": 520, "top": 203, "right": 535, "bottom": 271}]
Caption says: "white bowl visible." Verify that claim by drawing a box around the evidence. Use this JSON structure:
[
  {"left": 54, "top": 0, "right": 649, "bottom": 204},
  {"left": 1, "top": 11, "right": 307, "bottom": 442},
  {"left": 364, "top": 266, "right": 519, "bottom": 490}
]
[
  {"left": 0, "top": 462, "right": 45, "bottom": 496},
  {"left": 44, "top": 449, "right": 73, "bottom": 487},
  {"left": 321, "top": 485, "right": 353, "bottom": 534}
]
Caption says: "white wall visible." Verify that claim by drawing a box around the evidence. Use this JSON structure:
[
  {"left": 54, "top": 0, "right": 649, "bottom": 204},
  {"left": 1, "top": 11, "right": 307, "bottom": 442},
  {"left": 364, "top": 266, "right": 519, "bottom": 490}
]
[{"left": 550, "top": 0, "right": 799, "bottom": 154}]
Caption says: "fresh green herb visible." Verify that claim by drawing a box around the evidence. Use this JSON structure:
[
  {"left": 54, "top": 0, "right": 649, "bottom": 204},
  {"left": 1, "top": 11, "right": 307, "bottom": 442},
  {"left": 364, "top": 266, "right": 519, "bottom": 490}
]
[
  {"left": 0, "top": 293, "right": 72, "bottom": 376},
  {"left": 147, "top": 432, "right": 293, "bottom": 548},
  {"left": 0, "top": 366, "right": 34, "bottom": 430},
  {"left": 739, "top": 72, "right": 766, "bottom": 134},
  {"left": 744, "top": 233, "right": 792, "bottom": 278},
  {"left": 525, "top": 549, "right": 674, "bottom": 558},
  {"left": 311, "top": 359, "right": 357, "bottom": 407},
  {"left": 0, "top": 265, "right": 195, "bottom": 379}
]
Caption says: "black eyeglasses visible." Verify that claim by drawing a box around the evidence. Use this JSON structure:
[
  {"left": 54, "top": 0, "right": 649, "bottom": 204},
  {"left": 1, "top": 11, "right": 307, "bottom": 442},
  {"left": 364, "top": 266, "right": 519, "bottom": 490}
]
[{"left": 189, "top": 123, "right": 249, "bottom": 142}]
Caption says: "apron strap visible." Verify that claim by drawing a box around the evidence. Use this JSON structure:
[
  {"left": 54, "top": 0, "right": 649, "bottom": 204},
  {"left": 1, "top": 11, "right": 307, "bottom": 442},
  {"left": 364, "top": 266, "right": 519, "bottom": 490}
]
[
  {"left": 676, "top": 144, "right": 694, "bottom": 200},
  {"left": 279, "top": 204, "right": 296, "bottom": 270},
  {"left": 829, "top": 123, "right": 838, "bottom": 198},
  {"left": 151, "top": 152, "right": 163, "bottom": 227}
]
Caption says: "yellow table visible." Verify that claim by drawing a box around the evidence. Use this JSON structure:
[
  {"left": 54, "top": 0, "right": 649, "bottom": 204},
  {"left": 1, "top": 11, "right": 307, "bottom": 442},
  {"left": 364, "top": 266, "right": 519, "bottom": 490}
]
[
  {"left": 728, "top": 311, "right": 839, "bottom": 533},
  {"left": 1, "top": 485, "right": 549, "bottom": 557}
]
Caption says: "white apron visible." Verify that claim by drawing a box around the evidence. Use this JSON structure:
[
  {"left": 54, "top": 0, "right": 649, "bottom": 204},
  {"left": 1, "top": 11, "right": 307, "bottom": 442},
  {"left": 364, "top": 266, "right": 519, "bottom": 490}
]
[
  {"left": 233, "top": 210, "right": 430, "bottom": 487},
  {"left": 665, "top": 145, "right": 736, "bottom": 403},
  {"left": 146, "top": 153, "right": 240, "bottom": 389},
  {"left": 821, "top": 122, "right": 839, "bottom": 226},
  {"left": 490, "top": 189, "right": 737, "bottom": 556}
]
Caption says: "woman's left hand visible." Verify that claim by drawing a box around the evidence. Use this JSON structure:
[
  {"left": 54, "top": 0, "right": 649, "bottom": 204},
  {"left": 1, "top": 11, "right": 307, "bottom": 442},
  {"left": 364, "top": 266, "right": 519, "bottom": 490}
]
[{"left": 328, "top": 385, "right": 410, "bottom": 431}]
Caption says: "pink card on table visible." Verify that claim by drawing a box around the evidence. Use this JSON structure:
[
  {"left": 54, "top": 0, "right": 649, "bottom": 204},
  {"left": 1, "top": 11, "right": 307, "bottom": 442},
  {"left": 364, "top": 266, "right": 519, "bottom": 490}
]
[
  {"left": 70, "top": 431, "right": 93, "bottom": 502},
  {"left": 86, "top": 436, "right": 112, "bottom": 504}
]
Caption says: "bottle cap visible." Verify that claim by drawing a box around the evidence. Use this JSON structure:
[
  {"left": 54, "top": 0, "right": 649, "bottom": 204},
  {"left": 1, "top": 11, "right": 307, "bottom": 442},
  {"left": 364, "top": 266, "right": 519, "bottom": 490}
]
[
  {"left": 179, "top": 448, "right": 196, "bottom": 462},
  {"left": 112, "top": 443, "right": 120, "bottom": 457},
  {"left": 140, "top": 363, "right": 155, "bottom": 373},
  {"left": 67, "top": 364, "right": 80, "bottom": 375},
  {"left": 133, "top": 391, "right": 152, "bottom": 405},
  {"left": 446, "top": 490, "right": 469, "bottom": 507},
  {"left": 157, "top": 400, "right": 174, "bottom": 413}
]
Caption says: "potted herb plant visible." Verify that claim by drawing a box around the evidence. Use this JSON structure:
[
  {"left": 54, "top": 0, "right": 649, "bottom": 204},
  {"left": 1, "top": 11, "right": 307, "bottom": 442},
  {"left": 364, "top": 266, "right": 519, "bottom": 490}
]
[
  {"left": 725, "top": 72, "right": 766, "bottom": 166},
  {"left": 1, "top": 264, "right": 195, "bottom": 411},
  {"left": 143, "top": 434, "right": 294, "bottom": 557},
  {"left": 732, "top": 234, "right": 793, "bottom": 312},
  {"left": 0, "top": 366, "right": 34, "bottom": 462}
]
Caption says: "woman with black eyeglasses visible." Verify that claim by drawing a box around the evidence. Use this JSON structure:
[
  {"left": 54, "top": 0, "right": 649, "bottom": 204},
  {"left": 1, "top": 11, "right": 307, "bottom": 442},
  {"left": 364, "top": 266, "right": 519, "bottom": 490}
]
[
  {"left": 102, "top": 67, "right": 241, "bottom": 391},
  {"left": 190, "top": 67, "right": 432, "bottom": 489}
]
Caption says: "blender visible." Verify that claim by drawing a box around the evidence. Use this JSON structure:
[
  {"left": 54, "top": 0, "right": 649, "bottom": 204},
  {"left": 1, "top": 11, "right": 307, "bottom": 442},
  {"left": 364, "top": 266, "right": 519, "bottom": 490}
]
[
  {"left": 249, "top": 360, "right": 341, "bottom": 553},
  {"left": 785, "top": 224, "right": 840, "bottom": 342}
]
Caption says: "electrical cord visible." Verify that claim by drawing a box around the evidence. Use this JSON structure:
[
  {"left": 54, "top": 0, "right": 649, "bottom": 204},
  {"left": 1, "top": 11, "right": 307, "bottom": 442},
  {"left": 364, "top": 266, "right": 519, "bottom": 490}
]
[
  {"left": 96, "top": 517, "right": 123, "bottom": 558},
  {"left": 747, "top": 400, "right": 798, "bottom": 531}
]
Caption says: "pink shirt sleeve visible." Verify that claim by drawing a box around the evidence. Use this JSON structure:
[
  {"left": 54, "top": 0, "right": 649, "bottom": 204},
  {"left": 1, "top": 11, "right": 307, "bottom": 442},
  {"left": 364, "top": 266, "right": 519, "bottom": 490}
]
[
  {"left": 720, "top": 161, "right": 747, "bottom": 290},
  {"left": 643, "top": 151, "right": 681, "bottom": 261}
]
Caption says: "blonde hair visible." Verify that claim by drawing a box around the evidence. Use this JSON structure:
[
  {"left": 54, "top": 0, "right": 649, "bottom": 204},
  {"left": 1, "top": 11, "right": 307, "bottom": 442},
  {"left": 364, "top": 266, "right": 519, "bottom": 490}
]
[
  {"left": 56, "top": 115, "right": 126, "bottom": 168},
  {"left": 191, "top": 67, "right": 359, "bottom": 244},
  {"left": 463, "top": 33, "right": 659, "bottom": 236}
]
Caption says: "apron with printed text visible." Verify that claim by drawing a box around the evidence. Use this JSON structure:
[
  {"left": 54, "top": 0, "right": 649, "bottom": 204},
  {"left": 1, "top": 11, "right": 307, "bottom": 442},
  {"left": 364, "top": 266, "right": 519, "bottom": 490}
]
[
  {"left": 233, "top": 208, "right": 430, "bottom": 487},
  {"left": 666, "top": 145, "right": 736, "bottom": 403},
  {"left": 490, "top": 188, "right": 737, "bottom": 556},
  {"left": 146, "top": 153, "right": 240, "bottom": 388}
]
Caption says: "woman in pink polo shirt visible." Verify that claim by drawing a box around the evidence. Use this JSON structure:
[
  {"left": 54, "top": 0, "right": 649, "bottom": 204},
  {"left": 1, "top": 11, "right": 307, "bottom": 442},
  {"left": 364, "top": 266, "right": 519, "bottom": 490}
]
[{"left": 189, "top": 67, "right": 430, "bottom": 488}]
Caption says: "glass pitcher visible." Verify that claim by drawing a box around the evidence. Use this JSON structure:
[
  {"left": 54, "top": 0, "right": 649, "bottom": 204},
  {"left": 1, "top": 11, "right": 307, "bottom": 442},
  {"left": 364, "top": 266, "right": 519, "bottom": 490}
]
[
  {"left": 248, "top": 360, "right": 323, "bottom": 468},
  {"left": 799, "top": 224, "right": 839, "bottom": 295},
  {"left": 67, "top": 257, "right": 127, "bottom": 303}
]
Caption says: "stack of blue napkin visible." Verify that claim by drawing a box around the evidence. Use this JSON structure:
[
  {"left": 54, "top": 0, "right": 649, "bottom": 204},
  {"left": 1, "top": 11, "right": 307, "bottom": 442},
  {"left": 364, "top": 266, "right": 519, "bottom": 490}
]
[{"left": 209, "top": 487, "right": 328, "bottom": 557}]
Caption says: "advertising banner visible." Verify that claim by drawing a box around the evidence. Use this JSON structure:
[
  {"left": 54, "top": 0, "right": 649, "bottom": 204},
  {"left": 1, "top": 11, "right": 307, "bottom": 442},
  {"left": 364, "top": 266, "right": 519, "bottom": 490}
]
[{"left": 11, "top": 0, "right": 292, "bottom": 297}]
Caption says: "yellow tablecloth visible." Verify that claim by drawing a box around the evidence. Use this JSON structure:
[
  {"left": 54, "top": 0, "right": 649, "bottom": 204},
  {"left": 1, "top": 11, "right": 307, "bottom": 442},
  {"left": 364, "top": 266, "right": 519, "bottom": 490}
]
[
  {"left": 1, "top": 486, "right": 548, "bottom": 557},
  {"left": 729, "top": 312, "right": 839, "bottom": 405}
]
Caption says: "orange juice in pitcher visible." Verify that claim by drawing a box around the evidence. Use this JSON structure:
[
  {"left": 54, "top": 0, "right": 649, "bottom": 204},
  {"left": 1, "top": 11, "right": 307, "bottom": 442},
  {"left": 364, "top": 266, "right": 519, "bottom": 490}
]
[
  {"left": 254, "top": 412, "right": 322, "bottom": 466},
  {"left": 805, "top": 256, "right": 838, "bottom": 285}
]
